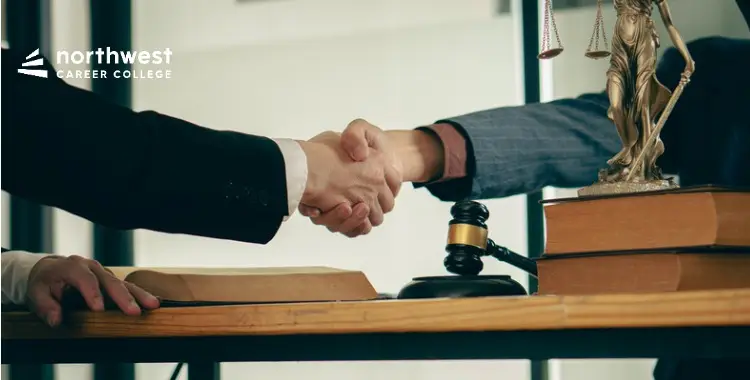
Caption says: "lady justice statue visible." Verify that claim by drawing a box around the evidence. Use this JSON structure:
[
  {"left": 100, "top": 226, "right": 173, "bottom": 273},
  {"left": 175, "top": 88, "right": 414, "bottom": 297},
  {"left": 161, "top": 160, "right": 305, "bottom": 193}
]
[{"left": 539, "top": 0, "right": 695, "bottom": 196}]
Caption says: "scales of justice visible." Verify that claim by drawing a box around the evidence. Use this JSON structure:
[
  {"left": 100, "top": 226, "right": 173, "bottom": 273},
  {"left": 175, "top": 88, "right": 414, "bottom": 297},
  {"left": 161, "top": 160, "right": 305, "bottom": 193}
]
[
  {"left": 397, "top": 0, "right": 696, "bottom": 299},
  {"left": 541, "top": 0, "right": 696, "bottom": 196}
]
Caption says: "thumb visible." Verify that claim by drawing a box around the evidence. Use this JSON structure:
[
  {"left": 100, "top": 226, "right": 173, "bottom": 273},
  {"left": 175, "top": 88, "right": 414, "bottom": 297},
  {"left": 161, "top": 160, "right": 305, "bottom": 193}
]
[
  {"left": 27, "top": 286, "right": 63, "bottom": 327},
  {"left": 298, "top": 204, "right": 321, "bottom": 218},
  {"left": 341, "top": 119, "right": 384, "bottom": 162}
]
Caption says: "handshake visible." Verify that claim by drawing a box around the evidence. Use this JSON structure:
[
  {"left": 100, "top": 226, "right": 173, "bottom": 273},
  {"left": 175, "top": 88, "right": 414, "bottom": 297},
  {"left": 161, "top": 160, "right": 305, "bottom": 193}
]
[{"left": 295, "top": 119, "right": 443, "bottom": 237}]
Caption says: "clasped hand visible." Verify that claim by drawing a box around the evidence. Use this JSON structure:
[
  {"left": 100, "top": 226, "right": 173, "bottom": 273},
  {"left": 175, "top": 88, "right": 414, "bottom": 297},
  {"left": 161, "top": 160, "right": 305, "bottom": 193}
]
[{"left": 298, "top": 119, "right": 401, "bottom": 237}]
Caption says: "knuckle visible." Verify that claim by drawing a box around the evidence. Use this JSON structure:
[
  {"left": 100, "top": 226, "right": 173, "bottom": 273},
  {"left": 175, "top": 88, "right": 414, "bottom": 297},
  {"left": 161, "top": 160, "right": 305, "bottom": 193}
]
[
  {"left": 26, "top": 283, "right": 46, "bottom": 298},
  {"left": 119, "top": 280, "right": 136, "bottom": 291},
  {"left": 84, "top": 269, "right": 99, "bottom": 282},
  {"left": 347, "top": 118, "right": 366, "bottom": 128},
  {"left": 61, "top": 258, "right": 79, "bottom": 270},
  {"left": 116, "top": 279, "right": 132, "bottom": 292},
  {"left": 89, "top": 259, "right": 105, "bottom": 270}
]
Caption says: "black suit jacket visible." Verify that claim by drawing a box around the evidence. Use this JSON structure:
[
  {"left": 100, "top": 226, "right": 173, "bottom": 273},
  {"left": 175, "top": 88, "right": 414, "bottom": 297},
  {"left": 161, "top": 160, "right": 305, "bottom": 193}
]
[{"left": 1, "top": 47, "right": 289, "bottom": 244}]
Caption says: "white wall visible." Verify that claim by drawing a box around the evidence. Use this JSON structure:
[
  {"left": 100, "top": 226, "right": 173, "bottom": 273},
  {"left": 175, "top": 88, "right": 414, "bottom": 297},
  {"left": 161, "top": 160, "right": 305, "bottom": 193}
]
[{"left": 1, "top": 1, "right": 745, "bottom": 380}]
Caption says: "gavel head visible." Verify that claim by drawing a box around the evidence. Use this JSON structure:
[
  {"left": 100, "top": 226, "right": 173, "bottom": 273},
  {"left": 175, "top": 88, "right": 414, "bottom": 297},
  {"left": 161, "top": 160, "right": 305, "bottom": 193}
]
[{"left": 444, "top": 200, "right": 490, "bottom": 276}]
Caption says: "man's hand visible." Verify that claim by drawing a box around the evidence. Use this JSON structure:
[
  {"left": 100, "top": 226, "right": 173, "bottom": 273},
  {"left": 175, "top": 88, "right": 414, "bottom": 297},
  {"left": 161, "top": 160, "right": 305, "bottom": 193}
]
[
  {"left": 299, "top": 119, "right": 445, "bottom": 237},
  {"left": 297, "top": 119, "right": 403, "bottom": 236},
  {"left": 26, "top": 255, "right": 160, "bottom": 327}
]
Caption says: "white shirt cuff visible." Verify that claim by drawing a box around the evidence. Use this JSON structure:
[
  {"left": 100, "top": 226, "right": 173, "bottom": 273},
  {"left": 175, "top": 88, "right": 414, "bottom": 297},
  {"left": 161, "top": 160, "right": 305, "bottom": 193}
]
[
  {"left": 2, "top": 251, "right": 55, "bottom": 305},
  {"left": 271, "top": 138, "right": 308, "bottom": 221}
]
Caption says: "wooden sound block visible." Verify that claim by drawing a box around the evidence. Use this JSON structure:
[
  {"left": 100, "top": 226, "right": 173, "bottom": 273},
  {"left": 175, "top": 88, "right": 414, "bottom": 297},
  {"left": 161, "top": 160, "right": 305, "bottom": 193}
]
[{"left": 107, "top": 266, "right": 378, "bottom": 304}]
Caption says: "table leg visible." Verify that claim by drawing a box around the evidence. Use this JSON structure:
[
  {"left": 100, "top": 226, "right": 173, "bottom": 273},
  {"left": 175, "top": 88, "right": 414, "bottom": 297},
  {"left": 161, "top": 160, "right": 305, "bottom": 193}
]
[
  {"left": 531, "top": 361, "right": 549, "bottom": 380},
  {"left": 653, "top": 358, "right": 750, "bottom": 380},
  {"left": 94, "top": 363, "right": 134, "bottom": 380},
  {"left": 8, "top": 364, "right": 54, "bottom": 380},
  {"left": 188, "top": 362, "right": 220, "bottom": 380}
]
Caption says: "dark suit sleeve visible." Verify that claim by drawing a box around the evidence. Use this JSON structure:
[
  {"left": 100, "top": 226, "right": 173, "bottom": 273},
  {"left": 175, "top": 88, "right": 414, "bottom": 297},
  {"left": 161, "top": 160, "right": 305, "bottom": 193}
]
[
  {"left": 419, "top": 90, "right": 622, "bottom": 201},
  {"left": 1, "top": 48, "right": 288, "bottom": 244},
  {"left": 418, "top": 47, "right": 695, "bottom": 201}
]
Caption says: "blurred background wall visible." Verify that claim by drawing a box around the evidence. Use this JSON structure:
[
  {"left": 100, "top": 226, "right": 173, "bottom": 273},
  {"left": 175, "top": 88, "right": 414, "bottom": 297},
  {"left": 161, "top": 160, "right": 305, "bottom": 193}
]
[{"left": 2, "top": 0, "right": 747, "bottom": 379}]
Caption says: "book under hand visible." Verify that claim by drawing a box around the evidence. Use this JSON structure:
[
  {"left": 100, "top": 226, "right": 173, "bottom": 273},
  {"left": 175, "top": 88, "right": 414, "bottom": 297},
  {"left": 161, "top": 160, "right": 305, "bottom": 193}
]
[{"left": 104, "top": 266, "right": 379, "bottom": 305}]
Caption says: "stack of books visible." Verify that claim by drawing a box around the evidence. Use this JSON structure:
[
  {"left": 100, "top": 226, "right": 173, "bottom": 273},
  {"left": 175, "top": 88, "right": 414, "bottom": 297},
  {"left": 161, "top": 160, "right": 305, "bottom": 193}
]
[{"left": 537, "top": 186, "right": 750, "bottom": 295}]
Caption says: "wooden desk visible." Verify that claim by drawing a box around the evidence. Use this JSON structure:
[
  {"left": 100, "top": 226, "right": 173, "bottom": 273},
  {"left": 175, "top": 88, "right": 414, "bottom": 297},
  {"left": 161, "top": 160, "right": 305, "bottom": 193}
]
[{"left": 4, "top": 289, "right": 750, "bottom": 365}]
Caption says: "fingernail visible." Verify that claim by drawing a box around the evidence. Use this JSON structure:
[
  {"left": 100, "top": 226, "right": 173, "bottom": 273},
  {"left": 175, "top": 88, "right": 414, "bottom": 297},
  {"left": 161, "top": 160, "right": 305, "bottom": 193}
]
[
  {"left": 94, "top": 296, "right": 105, "bottom": 311},
  {"left": 129, "top": 299, "right": 142, "bottom": 313},
  {"left": 142, "top": 295, "right": 162, "bottom": 309},
  {"left": 356, "top": 207, "right": 368, "bottom": 217},
  {"left": 46, "top": 312, "right": 59, "bottom": 327}
]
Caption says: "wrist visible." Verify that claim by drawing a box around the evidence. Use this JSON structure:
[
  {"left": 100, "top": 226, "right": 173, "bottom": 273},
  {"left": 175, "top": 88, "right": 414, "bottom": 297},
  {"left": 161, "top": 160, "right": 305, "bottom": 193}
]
[
  {"left": 297, "top": 141, "right": 316, "bottom": 202},
  {"left": 1, "top": 251, "right": 55, "bottom": 305},
  {"left": 297, "top": 140, "right": 329, "bottom": 204},
  {"left": 272, "top": 138, "right": 309, "bottom": 219},
  {"left": 385, "top": 129, "right": 444, "bottom": 183}
]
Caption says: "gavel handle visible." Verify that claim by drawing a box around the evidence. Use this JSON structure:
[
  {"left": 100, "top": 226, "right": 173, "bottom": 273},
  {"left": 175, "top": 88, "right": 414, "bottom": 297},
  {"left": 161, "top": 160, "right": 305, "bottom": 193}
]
[{"left": 486, "top": 239, "right": 538, "bottom": 278}]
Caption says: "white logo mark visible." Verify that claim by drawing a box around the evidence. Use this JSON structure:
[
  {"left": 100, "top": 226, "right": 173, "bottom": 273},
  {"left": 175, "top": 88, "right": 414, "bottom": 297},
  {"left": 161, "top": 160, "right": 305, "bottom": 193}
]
[{"left": 17, "top": 49, "right": 48, "bottom": 78}]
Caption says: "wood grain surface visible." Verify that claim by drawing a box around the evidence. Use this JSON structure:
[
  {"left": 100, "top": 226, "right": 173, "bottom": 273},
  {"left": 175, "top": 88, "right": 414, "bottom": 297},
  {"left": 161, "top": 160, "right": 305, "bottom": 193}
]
[{"left": 4, "top": 288, "right": 750, "bottom": 340}]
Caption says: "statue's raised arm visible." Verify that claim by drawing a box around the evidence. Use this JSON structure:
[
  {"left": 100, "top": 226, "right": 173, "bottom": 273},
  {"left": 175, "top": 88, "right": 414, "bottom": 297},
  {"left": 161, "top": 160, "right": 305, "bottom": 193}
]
[{"left": 654, "top": 0, "right": 695, "bottom": 79}]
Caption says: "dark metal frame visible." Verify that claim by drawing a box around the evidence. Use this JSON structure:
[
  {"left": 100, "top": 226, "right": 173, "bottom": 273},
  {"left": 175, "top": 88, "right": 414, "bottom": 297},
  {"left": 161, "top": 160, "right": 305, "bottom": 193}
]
[
  {"left": 88, "top": 1, "right": 136, "bottom": 380},
  {"left": 517, "top": 1, "right": 549, "bottom": 380},
  {"left": 5, "top": 0, "right": 55, "bottom": 379},
  {"left": 188, "top": 362, "right": 221, "bottom": 380},
  {"left": 4, "top": 326, "right": 750, "bottom": 364}
]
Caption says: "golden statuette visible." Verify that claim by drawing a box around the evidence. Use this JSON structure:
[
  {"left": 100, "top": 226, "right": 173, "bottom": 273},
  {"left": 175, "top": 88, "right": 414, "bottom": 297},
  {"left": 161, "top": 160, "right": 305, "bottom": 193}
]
[{"left": 540, "top": 0, "right": 696, "bottom": 196}]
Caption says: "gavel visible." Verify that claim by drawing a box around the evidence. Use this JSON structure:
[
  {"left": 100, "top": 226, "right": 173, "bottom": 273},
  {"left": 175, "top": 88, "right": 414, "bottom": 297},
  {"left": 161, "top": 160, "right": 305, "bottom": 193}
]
[
  {"left": 444, "top": 200, "right": 538, "bottom": 278},
  {"left": 397, "top": 200, "right": 537, "bottom": 299}
]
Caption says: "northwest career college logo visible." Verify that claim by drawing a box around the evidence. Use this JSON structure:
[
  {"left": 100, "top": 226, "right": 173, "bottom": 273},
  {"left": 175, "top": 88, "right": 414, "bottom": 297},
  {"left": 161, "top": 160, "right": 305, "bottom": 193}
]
[{"left": 17, "top": 48, "right": 48, "bottom": 78}]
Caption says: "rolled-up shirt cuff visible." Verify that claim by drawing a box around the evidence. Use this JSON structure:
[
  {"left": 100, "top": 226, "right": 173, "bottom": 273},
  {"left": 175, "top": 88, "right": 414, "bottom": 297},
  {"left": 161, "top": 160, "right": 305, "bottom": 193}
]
[
  {"left": 1, "top": 251, "right": 55, "bottom": 305},
  {"left": 415, "top": 122, "right": 469, "bottom": 184},
  {"left": 271, "top": 138, "right": 308, "bottom": 221}
]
